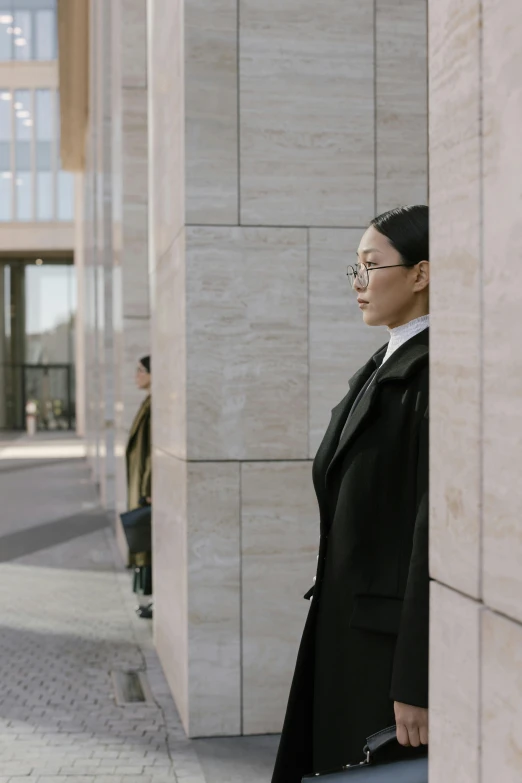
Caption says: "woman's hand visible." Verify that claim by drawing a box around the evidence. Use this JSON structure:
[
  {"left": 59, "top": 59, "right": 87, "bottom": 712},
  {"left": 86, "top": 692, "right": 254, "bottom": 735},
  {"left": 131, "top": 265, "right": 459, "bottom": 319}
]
[{"left": 394, "top": 701, "right": 428, "bottom": 747}]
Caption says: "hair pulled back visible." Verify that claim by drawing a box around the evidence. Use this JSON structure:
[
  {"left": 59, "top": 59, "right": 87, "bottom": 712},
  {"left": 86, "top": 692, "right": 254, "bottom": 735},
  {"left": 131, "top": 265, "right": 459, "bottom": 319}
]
[{"left": 370, "top": 205, "right": 429, "bottom": 267}]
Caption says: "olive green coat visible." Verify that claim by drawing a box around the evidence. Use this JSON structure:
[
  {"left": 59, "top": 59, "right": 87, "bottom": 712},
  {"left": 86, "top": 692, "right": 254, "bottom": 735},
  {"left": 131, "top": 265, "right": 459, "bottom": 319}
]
[{"left": 126, "top": 395, "right": 151, "bottom": 510}]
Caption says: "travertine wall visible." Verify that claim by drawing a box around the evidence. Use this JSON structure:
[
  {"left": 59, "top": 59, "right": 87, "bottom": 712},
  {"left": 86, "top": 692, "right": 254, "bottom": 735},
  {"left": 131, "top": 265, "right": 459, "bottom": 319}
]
[
  {"left": 148, "top": 0, "right": 428, "bottom": 736},
  {"left": 429, "top": 0, "right": 522, "bottom": 780},
  {"left": 83, "top": 0, "right": 115, "bottom": 506}
]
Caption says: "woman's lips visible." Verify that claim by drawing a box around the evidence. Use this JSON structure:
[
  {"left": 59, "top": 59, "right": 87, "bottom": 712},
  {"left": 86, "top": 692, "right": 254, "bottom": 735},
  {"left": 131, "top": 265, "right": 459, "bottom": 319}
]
[{"left": 357, "top": 299, "right": 369, "bottom": 308}]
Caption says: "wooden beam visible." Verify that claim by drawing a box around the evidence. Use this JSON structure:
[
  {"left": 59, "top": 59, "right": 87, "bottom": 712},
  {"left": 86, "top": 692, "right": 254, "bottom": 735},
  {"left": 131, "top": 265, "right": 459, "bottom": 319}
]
[{"left": 57, "top": 0, "right": 89, "bottom": 172}]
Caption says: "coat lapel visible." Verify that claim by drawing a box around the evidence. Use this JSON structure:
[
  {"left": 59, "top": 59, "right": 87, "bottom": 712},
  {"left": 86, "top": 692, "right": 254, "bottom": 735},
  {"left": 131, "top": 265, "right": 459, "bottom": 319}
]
[
  {"left": 325, "top": 329, "right": 429, "bottom": 483},
  {"left": 313, "top": 357, "right": 383, "bottom": 521},
  {"left": 325, "top": 369, "right": 381, "bottom": 483}
]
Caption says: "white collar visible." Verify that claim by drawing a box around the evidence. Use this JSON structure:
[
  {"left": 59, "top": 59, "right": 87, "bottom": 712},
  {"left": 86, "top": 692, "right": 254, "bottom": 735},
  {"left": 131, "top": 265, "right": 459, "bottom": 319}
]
[{"left": 381, "top": 315, "right": 430, "bottom": 365}]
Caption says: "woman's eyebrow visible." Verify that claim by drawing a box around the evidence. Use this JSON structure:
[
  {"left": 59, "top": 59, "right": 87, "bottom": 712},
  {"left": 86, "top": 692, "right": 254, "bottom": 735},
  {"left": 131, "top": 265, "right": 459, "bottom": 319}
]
[{"left": 356, "top": 248, "right": 383, "bottom": 258}]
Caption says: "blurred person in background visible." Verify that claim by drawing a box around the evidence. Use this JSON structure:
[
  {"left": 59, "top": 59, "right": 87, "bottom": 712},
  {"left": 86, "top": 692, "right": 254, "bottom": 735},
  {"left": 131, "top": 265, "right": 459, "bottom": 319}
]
[{"left": 126, "top": 355, "right": 153, "bottom": 619}]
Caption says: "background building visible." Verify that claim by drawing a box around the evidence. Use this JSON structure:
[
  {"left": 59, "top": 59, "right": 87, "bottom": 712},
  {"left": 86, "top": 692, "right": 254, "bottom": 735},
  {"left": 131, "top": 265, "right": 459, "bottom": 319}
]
[
  {"left": 0, "top": 0, "right": 76, "bottom": 433},
  {"left": 57, "top": 0, "right": 522, "bottom": 781}
]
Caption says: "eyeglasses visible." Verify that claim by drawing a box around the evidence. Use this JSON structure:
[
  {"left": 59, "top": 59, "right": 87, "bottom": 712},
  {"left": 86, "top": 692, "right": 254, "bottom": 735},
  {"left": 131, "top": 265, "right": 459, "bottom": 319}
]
[{"left": 346, "top": 263, "right": 408, "bottom": 290}]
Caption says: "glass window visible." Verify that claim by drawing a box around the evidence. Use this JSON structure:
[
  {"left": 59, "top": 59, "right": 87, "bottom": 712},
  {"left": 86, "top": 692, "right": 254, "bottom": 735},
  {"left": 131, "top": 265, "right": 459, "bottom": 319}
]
[
  {"left": 14, "top": 88, "right": 33, "bottom": 220},
  {"left": 0, "top": 2, "right": 56, "bottom": 61},
  {"left": 0, "top": 174, "right": 11, "bottom": 219},
  {"left": 36, "top": 88, "right": 52, "bottom": 140},
  {"left": 25, "top": 263, "right": 76, "bottom": 363},
  {"left": 0, "top": 88, "right": 12, "bottom": 220},
  {"left": 35, "top": 8, "right": 54, "bottom": 59},
  {"left": 16, "top": 171, "right": 31, "bottom": 218},
  {"left": 55, "top": 91, "right": 74, "bottom": 221},
  {"left": 36, "top": 88, "right": 53, "bottom": 219},
  {"left": 0, "top": 82, "right": 68, "bottom": 222},
  {"left": 57, "top": 170, "right": 74, "bottom": 220},
  {"left": 0, "top": 260, "right": 75, "bottom": 430},
  {"left": 13, "top": 10, "right": 31, "bottom": 61},
  {"left": 37, "top": 170, "right": 52, "bottom": 219},
  {"left": 0, "top": 11, "right": 14, "bottom": 59}
]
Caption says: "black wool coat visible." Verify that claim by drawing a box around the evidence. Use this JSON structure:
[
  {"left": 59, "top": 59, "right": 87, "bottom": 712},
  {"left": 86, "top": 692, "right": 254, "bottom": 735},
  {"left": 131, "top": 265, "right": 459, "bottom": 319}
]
[{"left": 272, "top": 329, "right": 429, "bottom": 783}]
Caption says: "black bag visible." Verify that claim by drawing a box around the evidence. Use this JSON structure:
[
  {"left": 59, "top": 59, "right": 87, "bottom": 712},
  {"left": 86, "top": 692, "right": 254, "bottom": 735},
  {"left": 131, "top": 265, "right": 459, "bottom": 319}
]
[
  {"left": 302, "top": 725, "right": 428, "bottom": 782},
  {"left": 120, "top": 504, "right": 152, "bottom": 554}
]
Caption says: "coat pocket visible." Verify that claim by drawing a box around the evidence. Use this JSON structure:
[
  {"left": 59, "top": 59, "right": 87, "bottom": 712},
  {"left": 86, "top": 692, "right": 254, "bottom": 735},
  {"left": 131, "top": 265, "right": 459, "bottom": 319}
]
[{"left": 349, "top": 594, "right": 403, "bottom": 635}]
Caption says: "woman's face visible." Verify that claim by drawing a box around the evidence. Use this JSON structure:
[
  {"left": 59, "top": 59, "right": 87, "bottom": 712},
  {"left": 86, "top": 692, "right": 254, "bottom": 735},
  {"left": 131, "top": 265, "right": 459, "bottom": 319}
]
[
  {"left": 135, "top": 363, "right": 151, "bottom": 391},
  {"left": 353, "top": 226, "right": 429, "bottom": 329}
]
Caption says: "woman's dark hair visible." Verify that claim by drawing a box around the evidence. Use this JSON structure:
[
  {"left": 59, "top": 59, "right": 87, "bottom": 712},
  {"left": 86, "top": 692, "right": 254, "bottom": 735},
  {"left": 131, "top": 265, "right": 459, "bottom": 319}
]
[
  {"left": 370, "top": 205, "right": 429, "bottom": 267},
  {"left": 139, "top": 355, "right": 151, "bottom": 373}
]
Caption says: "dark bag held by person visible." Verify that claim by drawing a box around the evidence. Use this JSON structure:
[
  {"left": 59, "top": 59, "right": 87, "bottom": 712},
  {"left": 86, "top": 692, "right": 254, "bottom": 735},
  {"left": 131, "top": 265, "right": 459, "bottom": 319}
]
[
  {"left": 301, "top": 725, "right": 428, "bottom": 782},
  {"left": 120, "top": 504, "right": 151, "bottom": 554}
]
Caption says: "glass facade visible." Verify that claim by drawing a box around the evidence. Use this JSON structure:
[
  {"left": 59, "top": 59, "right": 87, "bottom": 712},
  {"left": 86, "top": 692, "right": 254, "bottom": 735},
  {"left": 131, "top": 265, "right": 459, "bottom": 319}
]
[
  {"left": 0, "top": 87, "right": 74, "bottom": 221},
  {"left": 24, "top": 262, "right": 76, "bottom": 364},
  {"left": 0, "top": 1, "right": 56, "bottom": 62},
  {"left": 0, "top": 85, "right": 11, "bottom": 219},
  {"left": 0, "top": 4, "right": 75, "bottom": 429},
  {"left": 0, "top": 258, "right": 76, "bottom": 430},
  {"left": 15, "top": 87, "right": 32, "bottom": 219},
  {"left": 36, "top": 87, "right": 53, "bottom": 219}
]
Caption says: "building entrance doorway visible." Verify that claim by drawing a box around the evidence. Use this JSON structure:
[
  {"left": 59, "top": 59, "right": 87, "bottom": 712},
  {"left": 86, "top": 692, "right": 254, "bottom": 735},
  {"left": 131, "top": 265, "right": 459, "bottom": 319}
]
[
  {"left": 0, "top": 257, "right": 76, "bottom": 430},
  {"left": 3, "top": 363, "right": 73, "bottom": 430}
]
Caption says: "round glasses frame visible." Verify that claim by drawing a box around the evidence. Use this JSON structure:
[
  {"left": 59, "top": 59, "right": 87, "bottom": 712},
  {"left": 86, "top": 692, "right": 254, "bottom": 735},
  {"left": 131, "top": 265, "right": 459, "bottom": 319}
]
[{"left": 346, "top": 263, "right": 408, "bottom": 290}]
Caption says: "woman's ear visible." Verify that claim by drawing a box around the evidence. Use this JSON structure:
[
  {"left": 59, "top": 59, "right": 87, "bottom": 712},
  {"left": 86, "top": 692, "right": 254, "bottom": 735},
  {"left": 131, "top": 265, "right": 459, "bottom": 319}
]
[{"left": 413, "top": 260, "right": 430, "bottom": 292}]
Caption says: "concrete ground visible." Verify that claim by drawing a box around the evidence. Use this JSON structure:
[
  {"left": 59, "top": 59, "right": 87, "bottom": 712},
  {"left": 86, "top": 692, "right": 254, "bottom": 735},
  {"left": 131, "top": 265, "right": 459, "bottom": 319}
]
[{"left": 0, "top": 433, "right": 279, "bottom": 783}]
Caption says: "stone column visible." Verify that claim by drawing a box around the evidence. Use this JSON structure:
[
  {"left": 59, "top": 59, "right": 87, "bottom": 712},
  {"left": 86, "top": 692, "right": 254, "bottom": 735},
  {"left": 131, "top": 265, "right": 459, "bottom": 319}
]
[
  {"left": 83, "top": 0, "right": 115, "bottom": 507},
  {"left": 81, "top": 0, "right": 149, "bottom": 517},
  {"left": 148, "top": 0, "right": 428, "bottom": 737},
  {"left": 74, "top": 172, "right": 86, "bottom": 437},
  {"left": 0, "top": 267, "right": 5, "bottom": 430},
  {"left": 111, "top": 0, "right": 150, "bottom": 553},
  {"left": 98, "top": 0, "right": 116, "bottom": 510},
  {"left": 429, "top": 0, "right": 522, "bottom": 780},
  {"left": 83, "top": 115, "right": 98, "bottom": 476}
]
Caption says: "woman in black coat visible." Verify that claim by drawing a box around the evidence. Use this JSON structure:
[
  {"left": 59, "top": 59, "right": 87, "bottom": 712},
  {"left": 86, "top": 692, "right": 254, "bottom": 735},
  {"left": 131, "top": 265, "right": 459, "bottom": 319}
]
[{"left": 272, "top": 205, "right": 430, "bottom": 782}]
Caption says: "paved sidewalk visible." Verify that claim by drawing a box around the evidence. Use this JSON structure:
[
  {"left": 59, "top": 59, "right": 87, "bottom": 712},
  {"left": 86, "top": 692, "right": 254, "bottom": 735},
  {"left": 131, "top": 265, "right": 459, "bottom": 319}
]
[{"left": 0, "top": 434, "right": 278, "bottom": 783}]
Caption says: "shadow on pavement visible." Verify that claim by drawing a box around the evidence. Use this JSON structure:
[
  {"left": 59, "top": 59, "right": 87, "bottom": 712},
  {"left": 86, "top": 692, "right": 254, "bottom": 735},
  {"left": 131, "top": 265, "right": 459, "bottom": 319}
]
[
  {"left": 0, "top": 458, "right": 78, "bottom": 476},
  {"left": 0, "top": 510, "right": 110, "bottom": 563}
]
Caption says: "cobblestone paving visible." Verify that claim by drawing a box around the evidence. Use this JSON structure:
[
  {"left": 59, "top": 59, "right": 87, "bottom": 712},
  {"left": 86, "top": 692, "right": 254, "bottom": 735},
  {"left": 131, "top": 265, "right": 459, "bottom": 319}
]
[
  {"left": 0, "top": 435, "right": 278, "bottom": 783},
  {"left": 0, "top": 436, "right": 210, "bottom": 783}
]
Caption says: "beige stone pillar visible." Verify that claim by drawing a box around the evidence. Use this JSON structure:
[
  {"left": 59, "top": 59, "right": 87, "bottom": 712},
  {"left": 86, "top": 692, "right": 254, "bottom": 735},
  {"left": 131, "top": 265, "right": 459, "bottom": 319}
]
[
  {"left": 111, "top": 0, "right": 150, "bottom": 553},
  {"left": 149, "top": 0, "right": 428, "bottom": 737},
  {"left": 65, "top": 0, "right": 149, "bottom": 515},
  {"left": 82, "top": 0, "right": 115, "bottom": 507},
  {"left": 57, "top": 0, "right": 89, "bottom": 440},
  {"left": 429, "top": 0, "right": 522, "bottom": 780},
  {"left": 74, "top": 172, "right": 86, "bottom": 437},
  {"left": 83, "top": 116, "right": 98, "bottom": 476}
]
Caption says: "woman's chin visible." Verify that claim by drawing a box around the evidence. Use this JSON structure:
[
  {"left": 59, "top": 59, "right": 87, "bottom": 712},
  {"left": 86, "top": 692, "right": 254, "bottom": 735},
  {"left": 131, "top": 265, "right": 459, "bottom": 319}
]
[{"left": 362, "top": 310, "right": 385, "bottom": 328}]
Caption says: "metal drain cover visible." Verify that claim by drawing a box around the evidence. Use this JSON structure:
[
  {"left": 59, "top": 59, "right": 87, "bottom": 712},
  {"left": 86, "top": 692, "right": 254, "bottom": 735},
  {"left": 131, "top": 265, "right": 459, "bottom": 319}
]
[{"left": 111, "top": 669, "right": 155, "bottom": 706}]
